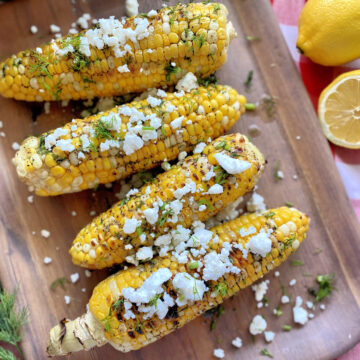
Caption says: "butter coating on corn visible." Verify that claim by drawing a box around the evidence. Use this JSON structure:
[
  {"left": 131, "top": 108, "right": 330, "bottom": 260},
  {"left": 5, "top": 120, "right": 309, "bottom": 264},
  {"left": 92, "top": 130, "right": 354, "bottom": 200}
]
[
  {"left": 47, "top": 207, "right": 310, "bottom": 356},
  {"left": 0, "top": 3, "right": 237, "bottom": 101},
  {"left": 70, "top": 133, "right": 265, "bottom": 269},
  {"left": 12, "top": 85, "right": 246, "bottom": 196}
]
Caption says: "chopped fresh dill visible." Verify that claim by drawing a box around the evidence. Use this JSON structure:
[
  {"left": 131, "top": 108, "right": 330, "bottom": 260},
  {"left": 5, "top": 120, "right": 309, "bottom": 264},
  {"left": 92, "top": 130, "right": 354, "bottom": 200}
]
[
  {"left": 215, "top": 282, "right": 228, "bottom": 297},
  {"left": 50, "top": 277, "right": 70, "bottom": 291},
  {"left": 197, "top": 73, "right": 218, "bottom": 87},
  {"left": 244, "top": 70, "right": 254, "bottom": 90},
  {"left": 164, "top": 63, "right": 181, "bottom": 82},
  {"left": 247, "top": 35, "right": 261, "bottom": 42},
  {"left": 260, "top": 348, "right": 274, "bottom": 358},
  {"left": 308, "top": 273, "right": 335, "bottom": 302},
  {"left": 290, "top": 259, "right": 304, "bottom": 267},
  {"left": 198, "top": 198, "right": 214, "bottom": 211}
]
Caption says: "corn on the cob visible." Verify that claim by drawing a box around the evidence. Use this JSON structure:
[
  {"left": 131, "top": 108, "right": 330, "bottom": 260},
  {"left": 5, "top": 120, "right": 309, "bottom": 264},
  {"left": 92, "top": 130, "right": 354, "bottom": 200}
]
[
  {"left": 48, "top": 207, "right": 310, "bottom": 356},
  {"left": 69, "top": 133, "right": 265, "bottom": 269},
  {"left": 12, "top": 85, "right": 246, "bottom": 196},
  {"left": 0, "top": 3, "right": 236, "bottom": 102}
]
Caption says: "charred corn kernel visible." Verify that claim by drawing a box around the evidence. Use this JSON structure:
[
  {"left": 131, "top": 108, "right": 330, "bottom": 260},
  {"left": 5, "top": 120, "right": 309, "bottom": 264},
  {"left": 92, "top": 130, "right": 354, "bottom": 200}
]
[
  {"left": 70, "top": 133, "right": 265, "bottom": 269},
  {"left": 0, "top": 3, "right": 237, "bottom": 102},
  {"left": 47, "top": 207, "right": 309, "bottom": 356},
  {"left": 13, "top": 85, "right": 246, "bottom": 196}
]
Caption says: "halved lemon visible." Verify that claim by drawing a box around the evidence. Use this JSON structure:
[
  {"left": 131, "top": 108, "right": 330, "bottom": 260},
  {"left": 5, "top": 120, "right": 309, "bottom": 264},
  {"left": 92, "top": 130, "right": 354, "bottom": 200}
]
[{"left": 318, "top": 70, "right": 360, "bottom": 149}]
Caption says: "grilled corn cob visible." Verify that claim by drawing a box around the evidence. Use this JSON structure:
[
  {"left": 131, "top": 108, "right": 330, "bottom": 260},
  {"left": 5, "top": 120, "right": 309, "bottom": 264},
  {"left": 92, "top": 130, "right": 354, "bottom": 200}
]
[
  {"left": 70, "top": 133, "right": 265, "bottom": 269},
  {"left": 48, "top": 207, "right": 310, "bottom": 356},
  {"left": 12, "top": 85, "right": 246, "bottom": 196},
  {"left": 0, "top": 3, "right": 236, "bottom": 101}
]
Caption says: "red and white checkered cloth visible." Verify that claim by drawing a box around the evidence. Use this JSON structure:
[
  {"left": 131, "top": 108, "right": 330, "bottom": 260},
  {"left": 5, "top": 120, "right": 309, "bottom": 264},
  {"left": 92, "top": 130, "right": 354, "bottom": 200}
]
[{"left": 271, "top": 0, "right": 360, "bottom": 358}]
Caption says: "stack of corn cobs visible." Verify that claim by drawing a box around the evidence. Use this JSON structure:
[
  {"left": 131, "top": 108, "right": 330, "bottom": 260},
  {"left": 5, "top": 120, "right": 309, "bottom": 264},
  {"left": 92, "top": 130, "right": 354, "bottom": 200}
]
[{"left": 1, "top": 2, "right": 310, "bottom": 356}]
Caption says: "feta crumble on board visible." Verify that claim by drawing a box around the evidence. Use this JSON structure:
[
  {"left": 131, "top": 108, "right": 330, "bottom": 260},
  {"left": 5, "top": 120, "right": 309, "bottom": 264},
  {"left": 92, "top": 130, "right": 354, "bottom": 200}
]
[
  {"left": 214, "top": 152, "right": 251, "bottom": 175},
  {"left": 43, "top": 257, "right": 52, "bottom": 264},
  {"left": 175, "top": 72, "right": 198, "bottom": 93},
  {"left": 70, "top": 273, "right": 80, "bottom": 283},
  {"left": 50, "top": 24, "right": 61, "bottom": 33},
  {"left": 249, "top": 314, "right": 267, "bottom": 335},
  {"left": 274, "top": 271, "right": 280, "bottom": 277},
  {"left": 281, "top": 295, "right": 290, "bottom": 304},
  {"left": 231, "top": 337, "right": 242, "bottom": 348},
  {"left": 264, "top": 331, "right": 275, "bottom": 343},
  {"left": 252, "top": 279, "right": 269, "bottom": 302},
  {"left": 320, "top": 304, "right": 326, "bottom": 310},
  {"left": 64, "top": 295, "right": 71, "bottom": 305},
  {"left": 12, "top": 142, "right": 20, "bottom": 150},
  {"left": 40, "top": 229, "right": 50, "bottom": 238},
  {"left": 125, "top": 0, "right": 139, "bottom": 17},
  {"left": 293, "top": 296, "right": 308, "bottom": 325},
  {"left": 289, "top": 278, "right": 297, "bottom": 286},
  {"left": 213, "top": 348, "right": 225, "bottom": 359},
  {"left": 30, "top": 25, "right": 38, "bottom": 34},
  {"left": 27, "top": 195, "right": 34, "bottom": 204}
]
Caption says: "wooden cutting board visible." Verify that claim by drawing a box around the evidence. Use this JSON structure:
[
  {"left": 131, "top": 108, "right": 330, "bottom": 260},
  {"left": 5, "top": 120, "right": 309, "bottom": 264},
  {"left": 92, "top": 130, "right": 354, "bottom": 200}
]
[{"left": 0, "top": 0, "right": 359, "bottom": 359}]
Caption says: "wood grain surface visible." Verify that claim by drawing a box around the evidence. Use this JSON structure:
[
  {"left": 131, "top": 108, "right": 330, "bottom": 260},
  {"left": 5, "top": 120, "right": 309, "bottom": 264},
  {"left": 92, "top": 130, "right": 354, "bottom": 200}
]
[{"left": 0, "top": 0, "right": 359, "bottom": 359}]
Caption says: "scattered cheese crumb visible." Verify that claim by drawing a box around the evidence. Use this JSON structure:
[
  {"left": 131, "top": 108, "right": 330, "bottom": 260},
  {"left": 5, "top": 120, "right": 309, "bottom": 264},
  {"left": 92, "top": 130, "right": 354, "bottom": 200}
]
[
  {"left": 136, "top": 246, "right": 153, "bottom": 261},
  {"left": 43, "top": 257, "right": 52, "bottom": 264},
  {"left": 246, "top": 192, "right": 266, "bottom": 213},
  {"left": 193, "top": 142, "right": 206, "bottom": 154},
  {"left": 147, "top": 9, "right": 157, "bottom": 17},
  {"left": 40, "top": 229, "right": 50, "bottom": 238},
  {"left": 293, "top": 174, "right": 298, "bottom": 180},
  {"left": 289, "top": 279, "right": 296, "bottom": 286},
  {"left": 296, "top": 136, "right": 301, "bottom": 140},
  {"left": 213, "top": 348, "right": 225, "bottom": 359},
  {"left": 207, "top": 184, "right": 223, "bottom": 194},
  {"left": 274, "top": 271, "right": 280, "bottom": 277},
  {"left": 85, "top": 270, "right": 92, "bottom": 278},
  {"left": 277, "top": 170, "right": 284, "bottom": 179},
  {"left": 12, "top": 142, "right": 20, "bottom": 150},
  {"left": 175, "top": 72, "right": 198, "bottom": 93},
  {"left": 214, "top": 152, "right": 251, "bottom": 175},
  {"left": 64, "top": 295, "right": 71, "bottom": 305},
  {"left": 293, "top": 296, "right": 308, "bottom": 325},
  {"left": 27, "top": 195, "right": 34, "bottom": 204},
  {"left": 30, "top": 25, "right": 38, "bottom": 34},
  {"left": 71, "top": 211, "right": 77, "bottom": 216},
  {"left": 50, "top": 24, "right": 61, "bottom": 33},
  {"left": 125, "top": 0, "right": 139, "bottom": 16},
  {"left": 70, "top": 273, "right": 80, "bottom": 283},
  {"left": 281, "top": 295, "right": 290, "bottom": 304},
  {"left": 89, "top": 210, "right": 96, "bottom": 216},
  {"left": 264, "top": 331, "right": 275, "bottom": 343},
  {"left": 309, "top": 313, "right": 315, "bottom": 319},
  {"left": 81, "top": 288, "right": 86, "bottom": 293},
  {"left": 306, "top": 301, "right": 314, "bottom": 309},
  {"left": 231, "top": 337, "right": 242, "bottom": 348},
  {"left": 320, "top": 304, "right": 326, "bottom": 310},
  {"left": 252, "top": 279, "right": 269, "bottom": 302},
  {"left": 249, "top": 314, "right": 267, "bottom": 335}
]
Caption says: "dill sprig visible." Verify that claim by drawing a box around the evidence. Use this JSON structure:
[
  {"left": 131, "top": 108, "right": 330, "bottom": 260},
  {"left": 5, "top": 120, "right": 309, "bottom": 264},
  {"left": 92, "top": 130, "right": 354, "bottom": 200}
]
[
  {"left": 0, "top": 287, "right": 28, "bottom": 359},
  {"left": 0, "top": 347, "right": 17, "bottom": 360},
  {"left": 164, "top": 63, "right": 181, "bottom": 82}
]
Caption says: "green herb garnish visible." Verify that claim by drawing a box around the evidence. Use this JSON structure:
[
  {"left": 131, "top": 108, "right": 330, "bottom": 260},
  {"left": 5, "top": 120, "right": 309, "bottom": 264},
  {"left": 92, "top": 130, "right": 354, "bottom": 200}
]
[
  {"left": 198, "top": 198, "right": 214, "bottom": 211},
  {"left": 244, "top": 70, "right": 253, "bottom": 90},
  {"left": 260, "top": 348, "right": 274, "bottom": 358},
  {"left": 188, "top": 261, "right": 199, "bottom": 270},
  {"left": 308, "top": 273, "right": 334, "bottom": 302},
  {"left": 245, "top": 103, "right": 256, "bottom": 110},
  {"left": 50, "top": 277, "right": 70, "bottom": 291},
  {"left": 247, "top": 35, "right": 261, "bottom": 42},
  {"left": 215, "top": 282, "right": 228, "bottom": 297},
  {"left": 164, "top": 63, "right": 181, "bottom": 82},
  {"left": 0, "top": 287, "right": 28, "bottom": 359},
  {"left": 264, "top": 211, "right": 275, "bottom": 218},
  {"left": 30, "top": 53, "right": 52, "bottom": 78},
  {"left": 274, "top": 305, "right": 283, "bottom": 317},
  {"left": 261, "top": 95, "right": 277, "bottom": 117},
  {"left": 291, "top": 259, "right": 304, "bottom": 267},
  {"left": 282, "top": 325, "right": 292, "bottom": 331},
  {"left": 93, "top": 119, "right": 115, "bottom": 140},
  {"left": 285, "top": 201, "right": 294, "bottom": 207},
  {"left": 274, "top": 160, "right": 282, "bottom": 181},
  {"left": 149, "top": 294, "right": 162, "bottom": 308},
  {"left": 197, "top": 73, "right": 218, "bottom": 87}
]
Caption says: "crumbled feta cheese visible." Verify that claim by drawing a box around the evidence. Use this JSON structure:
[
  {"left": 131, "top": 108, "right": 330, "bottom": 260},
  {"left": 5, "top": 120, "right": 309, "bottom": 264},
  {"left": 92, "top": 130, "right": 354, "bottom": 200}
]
[
  {"left": 178, "top": 151, "right": 187, "bottom": 161},
  {"left": 249, "top": 314, "right": 267, "bottom": 335},
  {"left": 252, "top": 279, "right": 269, "bottom": 302},
  {"left": 274, "top": 271, "right": 280, "bottom": 277},
  {"left": 147, "top": 9, "right": 157, "bottom": 17},
  {"left": 157, "top": 89, "right": 167, "bottom": 98},
  {"left": 143, "top": 207, "right": 159, "bottom": 225},
  {"left": 214, "top": 153, "right": 251, "bottom": 175},
  {"left": 247, "top": 230, "right": 272, "bottom": 257},
  {"left": 50, "top": 24, "right": 61, "bottom": 33},
  {"left": 173, "top": 273, "right": 207, "bottom": 306},
  {"left": 257, "top": 302, "right": 263, "bottom": 309},
  {"left": 81, "top": 288, "right": 86, "bottom": 292},
  {"left": 71, "top": 211, "right": 77, "bottom": 216},
  {"left": 11, "top": 142, "right": 20, "bottom": 151},
  {"left": 281, "top": 295, "right": 290, "bottom": 304},
  {"left": 202, "top": 242, "right": 240, "bottom": 281},
  {"left": 231, "top": 337, "right": 242, "bottom": 348},
  {"left": 293, "top": 174, "right": 298, "bottom": 180},
  {"left": 175, "top": 72, "right": 198, "bottom": 93},
  {"left": 27, "top": 195, "right": 34, "bottom": 204},
  {"left": 293, "top": 296, "right": 308, "bottom": 325},
  {"left": 40, "top": 229, "right": 50, "bottom": 238},
  {"left": 70, "top": 273, "right": 79, "bottom": 283},
  {"left": 89, "top": 210, "right": 96, "bottom": 216},
  {"left": 85, "top": 270, "right": 92, "bottom": 278},
  {"left": 193, "top": 142, "right": 206, "bottom": 154},
  {"left": 123, "top": 217, "right": 141, "bottom": 234},
  {"left": 117, "top": 64, "right": 130, "bottom": 73},
  {"left": 125, "top": 0, "right": 139, "bottom": 16},
  {"left": 320, "top": 304, "right": 326, "bottom": 310},
  {"left": 198, "top": 204, "right": 206, "bottom": 211},
  {"left": 30, "top": 25, "right": 38, "bottom": 34},
  {"left": 136, "top": 246, "right": 153, "bottom": 261},
  {"left": 43, "top": 257, "right": 52, "bottom": 264},
  {"left": 246, "top": 192, "right": 266, "bottom": 213},
  {"left": 277, "top": 170, "right": 284, "bottom": 179},
  {"left": 306, "top": 301, "right": 314, "bottom": 309},
  {"left": 64, "top": 295, "right": 71, "bottom": 305},
  {"left": 296, "top": 136, "right": 301, "bottom": 140},
  {"left": 213, "top": 349, "right": 225, "bottom": 359},
  {"left": 147, "top": 95, "right": 162, "bottom": 107},
  {"left": 264, "top": 331, "right": 275, "bottom": 343},
  {"left": 170, "top": 116, "right": 184, "bottom": 129},
  {"left": 207, "top": 184, "right": 223, "bottom": 194},
  {"left": 123, "top": 133, "right": 144, "bottom": 155},
  {"left": 309, "top": 313, "right": 315, "bottom": 319},
  {"left": 289, "top": 279, "right": 296, "bottom": 286},
  {"left": 44, "top": 102, "right": 50, "bottom": 114}
]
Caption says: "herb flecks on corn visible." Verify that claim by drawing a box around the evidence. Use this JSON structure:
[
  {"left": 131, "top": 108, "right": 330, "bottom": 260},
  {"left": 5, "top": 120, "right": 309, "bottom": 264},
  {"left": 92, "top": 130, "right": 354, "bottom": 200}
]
[
  {"left": 70, "top": 133, "right": 265, "bottom": 269},
  {"left": 12, "top": 85, "right": 246, "bottom": 196},
  {"left": 0, "top": 3, "right": 236, "bottom": 101},
  {"left": 47, "top": 207, "right": 310, "bottom": 356}
]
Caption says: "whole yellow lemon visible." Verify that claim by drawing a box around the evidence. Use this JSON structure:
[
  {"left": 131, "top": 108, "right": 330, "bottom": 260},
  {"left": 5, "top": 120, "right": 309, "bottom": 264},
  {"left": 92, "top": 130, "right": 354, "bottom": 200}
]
[{"left": 297, "top": 0, "right": 360, "bottom": 66}]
